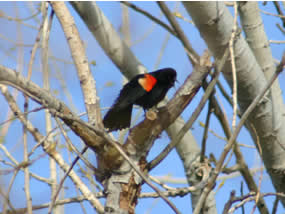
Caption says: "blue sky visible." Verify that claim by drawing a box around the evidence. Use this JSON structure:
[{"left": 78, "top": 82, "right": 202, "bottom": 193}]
[{"left": 0, "top": 2, "right": 284, "bottom": 214}]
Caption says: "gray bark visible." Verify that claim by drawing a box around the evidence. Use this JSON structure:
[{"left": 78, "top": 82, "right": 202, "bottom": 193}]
[{"left": 184, "top": 1, "right": 285, "bottom": 206}]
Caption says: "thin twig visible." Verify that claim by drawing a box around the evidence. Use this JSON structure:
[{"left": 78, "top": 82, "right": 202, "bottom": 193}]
[
  {"left": 200, "top": 122, "right": 255, "bottom": 148},
  {"left": 0, "top": 33, "right": 35, "bottom": 47},
  {"left": 120, "top": 1, "right": 177, "bottom": 37},
  {"left": 269, "top": 40, "right": 285, "bottom": 44},
  {"left": 3, "top": 169, "right": 20, "bottom": 214},
  {"left": 0, "top": 106, "right": 44, "bottom": 127},
  {"left": 229, "top": 2, "right": 238, "bottom": 131},
  {"left": 173, "top": 11, "right": 194, "bottom": 25},
  {"left": 240, "top": 182, "right": 245, "bottom": 214},
  {"left": 200, "top": 95, "right": 213, "bottom": 163},
  {"left": 4, "top": 195, "right": 104, "bottom": 214},
  {"left": 260, "top": 9, "right": 285, "bottom": 18},
  {"left": 228, "top": 192, "right": 285, "bottom": 213},
  {"left": 22, "top": 7, "right": 44, "bottom": 214},
  {"left": 149, "top": 176, "right": 175, "bottom": 191},
  {"left": 276, "top": 23, "right": 285, "bottom": 35},
  {"left": 157, "top": 1, "right": 199, "bottom": 65},
  {"left": 216, "top": 78, "right": 234, "bottom": 106},
  {"left": 222, "top": 190, "right": 236, "bottom": 214},
  {"left": 41, "top": 4, "right": 59, "bottom": 213},
  {"left": 47, "top": 146, "right": 88, "bottom": 214},
  {"left": 273, "top": 1, "right": 285, "bottom": 27},
  {"left": 0, "top": 8, "right": 40, "bottom": 22},
  {"left": 271, "top": 196, "right": 279, "bottom": 214},
  {"left": 54, "top": 117, "right": 96, "bottom": 172}
]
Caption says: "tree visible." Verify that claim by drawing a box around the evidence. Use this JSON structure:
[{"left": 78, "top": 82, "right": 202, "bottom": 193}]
[{"left": 0, "top": 2, "right": 284, "bottom": 214}]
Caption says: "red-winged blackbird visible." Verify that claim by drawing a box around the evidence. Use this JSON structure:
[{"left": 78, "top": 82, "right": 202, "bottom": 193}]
[{"left": 103, "top": 68, "right": 177, "bottom": 131}]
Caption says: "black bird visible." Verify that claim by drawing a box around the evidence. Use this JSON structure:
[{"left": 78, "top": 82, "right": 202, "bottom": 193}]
[{"left": 103, "top": 68, "right": 177, "bottom": 131}]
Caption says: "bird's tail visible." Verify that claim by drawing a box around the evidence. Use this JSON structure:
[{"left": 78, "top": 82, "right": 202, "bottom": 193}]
[{"left": 103, "top": 105, "right": 133, "bottom": 132}]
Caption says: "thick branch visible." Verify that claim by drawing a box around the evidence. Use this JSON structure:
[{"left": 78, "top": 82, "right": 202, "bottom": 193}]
[
  {"left": 0, "top": 65, "right": 107, "bottom": 153},
  {"left": 50, "top": 2, "right": 102, "bottom": 127}
]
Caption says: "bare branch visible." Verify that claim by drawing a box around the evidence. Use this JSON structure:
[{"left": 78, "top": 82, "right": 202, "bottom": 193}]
[
  {"left": 47, "top": 146, "right": 88, "bottom": 214},
  {"left": 200, "top": 95, "right": 213, "bottom": 163},
  {"left": 50, "top": 1, "right": 102, "bottom": 127},
  {"left": 229, "top": 2, "right": 238, "bottom": 130},
  {"left": 157, "top": 2, "right": 199, "bottom": 65},
  {"left": 273, "top": 1, "right": 285, "bottom": 27},
  {"left": 120, "top": 1, "right": 177, "bottom": 38}
]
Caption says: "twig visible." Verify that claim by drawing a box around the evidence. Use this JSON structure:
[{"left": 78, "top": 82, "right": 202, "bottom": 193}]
[
  {"left": 200, "top": 95, "right": 213, "bottom": 163},
  {"left": 41, "top": 4, "right": 58, "bottom": 213},
  {"left": 22, "top": 5, "right": 44, "bottom": 214},
  {"left": 28, "top": 125, "right": 57, "bottom": 157},
  {"left": 154, "top": 166, "right": 264, "bottom": 184},
  {"left": 228, "top": 192, "right": 285, "bottom": 213},
  {"left": 229, "top": 2, "right": 238, "bottom": 131},
  {"left": 252, "top": 142, "right": 264, "bottom": 214},
  {"left": 154, "top": 33, "right": 171, "bottom": 70},
  {"left": 149, "top": 176, "right": 175, "bottom": 191},
  {"left": 47, "top": 146, "right": 88, "bottom": 214},
  {"left": 193, "top": 52, "right": 285, "bottom": 214},
  {"left": 157, "top": 1, "right": 199, "bottom": 65},
  {"left": 269, "top": 40, "right": 285, "bottom": 44},
  {"left": 0, "top": 159, "right": 52, "bottom": 184},
  {"left": 0, "top": 106, "right": 44, "bottom": 127},
  {"left": 23, "top": 95, "right": 32, "bottom": 214},
  {"left": 4, "top": 195, "right": 104, "bottom": 214},
  {"left": 173, "top": 11, "right": 194, "bottom": 25},
  {"left": 222, "top": 190, "right": 236, "bottom": 214},
  {"left": 0, "top": 33, "right": 35, "bottom": 47},
  {"left": 260, "top": 9, "right": 285, "bottom": 18},
  {"left": 54, "top": 117, "right": 96, "bottom": 172},
  {"left": 276, "top": 23, "right": 285, "bottom": 35},
  {"left": 120, "top": 1, "right": 177, "bottom": 37},
  {"left": 139, "top": 184, "right": 206, "bottom": 198},
  {"left": 54, "top": 116, "right": 102, "bottom": 188},
  {"left": 273, "top": 1, "right": 285, "bottom": 28},
  {"left": 271, "top": 196, "right": 279, "bottom": 214},
  {"left": 216, "top": 78, "right": 234, "bottom": 106},
  {"left": 3, "top": 169, "right": 20, "bottom": 214},
  {"left": 240, "top": 182, "right": 245, "bottom": 214},
  {"left": 200, "top": 122, "right": 255, "bottom": 148},
  {"left": 0, "top": 8, "right": 40, "bottom": 22}
]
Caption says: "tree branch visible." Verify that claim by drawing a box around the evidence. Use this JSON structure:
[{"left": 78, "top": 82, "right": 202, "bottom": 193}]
[
  {"left": 120, "top": 1, "right": 177, "bottom": 38},
  {"left": 157, "top": 2, "right": 199, "bottom": 65},
  {"left": 50, "top": 1, "right": 102, "bottom": 127}
]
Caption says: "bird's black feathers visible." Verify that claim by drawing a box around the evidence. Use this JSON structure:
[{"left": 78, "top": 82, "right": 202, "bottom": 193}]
[{"left": 103, "top": 68, "right": 176, "bottom": 131}]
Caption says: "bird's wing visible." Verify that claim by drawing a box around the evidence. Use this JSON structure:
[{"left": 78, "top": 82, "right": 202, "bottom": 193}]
[{"left": 113, "top": 76, "right": 147, "bottom": 110}]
